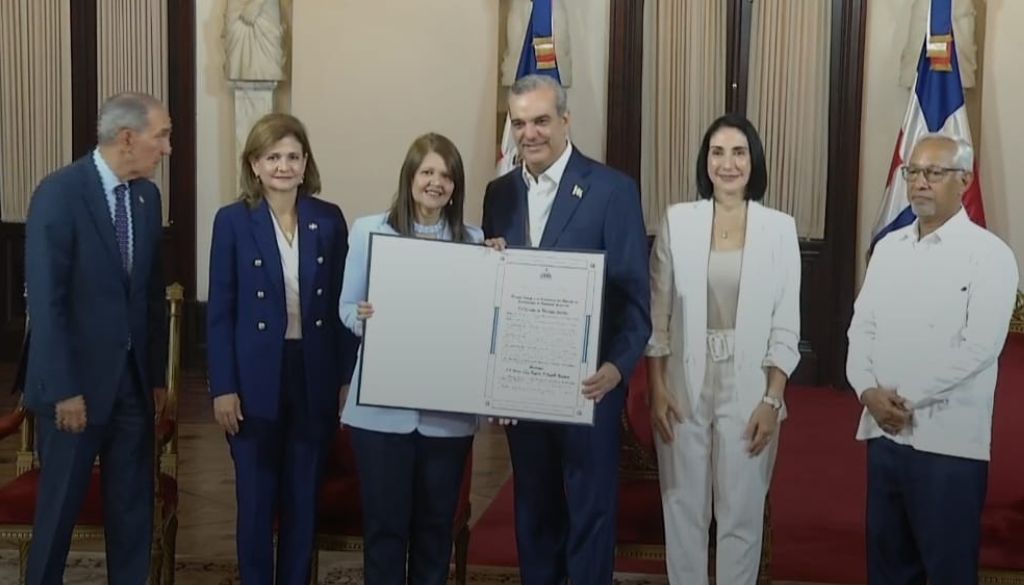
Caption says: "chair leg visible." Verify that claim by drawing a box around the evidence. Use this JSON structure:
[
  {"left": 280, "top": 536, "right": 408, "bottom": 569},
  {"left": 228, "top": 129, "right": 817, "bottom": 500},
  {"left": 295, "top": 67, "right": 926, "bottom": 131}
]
[
  {"left": 162, "top": 515, "right": 178, "bottom": 585},
  {"left": 18, "top": 539, "right": 30, "bottom": 585},
  {"left": 150, "top": 532, "right": 163, "bottom": 585},
  {"left": 453, "top": 525, "right": 470, "bottom": 585},
  {"left": 310, "top": 549, "right": 319, "bottom": 585}
]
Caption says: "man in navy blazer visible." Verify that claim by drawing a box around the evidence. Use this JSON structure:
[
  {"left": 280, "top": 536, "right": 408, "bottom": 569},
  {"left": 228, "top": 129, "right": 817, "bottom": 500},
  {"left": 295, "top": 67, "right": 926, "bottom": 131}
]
[
  {"left": 482, "top": 74, "right": 651, "bottom": 585},
  {"left": 24, "top": 92, "right": 172, "bottom": 585}
]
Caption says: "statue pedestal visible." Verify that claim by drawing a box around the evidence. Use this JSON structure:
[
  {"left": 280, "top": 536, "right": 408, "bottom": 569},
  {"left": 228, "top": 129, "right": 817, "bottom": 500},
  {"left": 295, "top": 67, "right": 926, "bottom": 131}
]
[{"left": 229, "top": 80, "right": 278, "bottom": 178}]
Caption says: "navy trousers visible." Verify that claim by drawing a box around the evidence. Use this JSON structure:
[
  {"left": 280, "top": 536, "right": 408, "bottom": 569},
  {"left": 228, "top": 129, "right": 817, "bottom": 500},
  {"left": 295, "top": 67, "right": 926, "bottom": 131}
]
[
  {"left": 27, "top": 360, "right": 154, "bottom": 585},
  {"left": 506, "top": 387, "right": 624, "bottom": 585},
  {"left": 229, "top": 341, "right": 329, "bottom": 585},
  {"left": 867, "top": 437, "right": 988, "bottom": 585},
  {"left": 350, "top": 427, "right": 473, "bottom": 585}
]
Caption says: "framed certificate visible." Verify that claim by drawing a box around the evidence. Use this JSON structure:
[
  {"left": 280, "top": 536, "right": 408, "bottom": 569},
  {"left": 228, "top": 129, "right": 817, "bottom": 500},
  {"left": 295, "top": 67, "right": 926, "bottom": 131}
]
[{"left": 356, "top": 234, "right": 604, "bottom": 424}]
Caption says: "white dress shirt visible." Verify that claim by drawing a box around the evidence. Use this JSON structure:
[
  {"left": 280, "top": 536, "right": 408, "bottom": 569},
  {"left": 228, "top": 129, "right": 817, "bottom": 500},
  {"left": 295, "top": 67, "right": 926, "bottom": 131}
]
[
  {"left": 270, "top": 211, "right": 302, "bottom": 340},
  {"left": 847, "top": 209, "right": 1018, "bottom": 460},
  {"left": 522, "top": 140, "right": 573, "bottom": 247}
]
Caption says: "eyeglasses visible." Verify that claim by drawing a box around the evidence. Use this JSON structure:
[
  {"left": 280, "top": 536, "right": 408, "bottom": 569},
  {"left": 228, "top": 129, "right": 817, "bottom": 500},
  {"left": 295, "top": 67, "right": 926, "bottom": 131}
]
[{"left": 900, "top": 165, "right": 965, "bottom": 183}]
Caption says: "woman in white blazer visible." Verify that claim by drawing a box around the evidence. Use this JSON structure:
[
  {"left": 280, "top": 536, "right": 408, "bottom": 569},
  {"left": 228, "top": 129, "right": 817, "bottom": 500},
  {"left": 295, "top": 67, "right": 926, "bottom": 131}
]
[{"left": 646, "top": 114, "right": 801, "bottom": 585}]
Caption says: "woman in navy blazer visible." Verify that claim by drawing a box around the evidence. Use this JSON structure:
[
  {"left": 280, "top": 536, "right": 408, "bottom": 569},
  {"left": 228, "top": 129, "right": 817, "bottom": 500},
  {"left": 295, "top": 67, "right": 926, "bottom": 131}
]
[
  {"left": 646, "top": 114, "right": 802, "bottom": 585},
  {"left": 207, "top": 113, "right": 357, "bottom": 584},
  {"left": 339, "top": 133, "right": 480, "bottom": 585}
]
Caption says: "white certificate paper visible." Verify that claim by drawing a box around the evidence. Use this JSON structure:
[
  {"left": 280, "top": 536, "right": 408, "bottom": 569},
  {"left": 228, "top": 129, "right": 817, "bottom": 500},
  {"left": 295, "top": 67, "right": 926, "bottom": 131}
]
[{"left": 357, "top": 234, "right": 604, "bottom": 424}]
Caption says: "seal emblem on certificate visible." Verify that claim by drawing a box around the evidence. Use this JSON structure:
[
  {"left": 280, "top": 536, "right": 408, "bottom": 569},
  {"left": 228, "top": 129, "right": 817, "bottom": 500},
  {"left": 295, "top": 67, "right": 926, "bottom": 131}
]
[{"left": 356, "top": 234, "right": 604, "bottom": 425}]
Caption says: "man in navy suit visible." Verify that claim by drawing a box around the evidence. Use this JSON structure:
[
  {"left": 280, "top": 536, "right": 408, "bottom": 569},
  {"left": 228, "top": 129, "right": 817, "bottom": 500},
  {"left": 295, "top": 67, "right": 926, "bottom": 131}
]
[
  {"left": 24, "top": 92, "right": 172, "bottom": 585},
  {"left": 482, "top": 74, "right": 651, "bottom": 585}
]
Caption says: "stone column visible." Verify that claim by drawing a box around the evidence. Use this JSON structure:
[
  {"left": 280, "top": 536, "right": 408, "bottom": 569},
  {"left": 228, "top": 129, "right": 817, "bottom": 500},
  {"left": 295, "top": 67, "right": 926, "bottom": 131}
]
[{"left": 230, "top": 80, "right": 278, "bottom": 183}]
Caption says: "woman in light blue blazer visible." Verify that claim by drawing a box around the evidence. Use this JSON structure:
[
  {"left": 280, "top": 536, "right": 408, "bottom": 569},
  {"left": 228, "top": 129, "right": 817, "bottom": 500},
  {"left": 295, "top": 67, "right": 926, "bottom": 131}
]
[
  {"left": 338, "top": 132, "right": 480, "bottom": 585},
  {"left": 646, "top": 114, "right": 802, "bottom": 585}
]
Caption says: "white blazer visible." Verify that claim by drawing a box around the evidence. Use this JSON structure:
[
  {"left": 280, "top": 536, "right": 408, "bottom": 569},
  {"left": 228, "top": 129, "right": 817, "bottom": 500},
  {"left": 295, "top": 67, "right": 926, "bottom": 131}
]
[{"left": 647, "top": 200, "right": 802, "bottom": 420}]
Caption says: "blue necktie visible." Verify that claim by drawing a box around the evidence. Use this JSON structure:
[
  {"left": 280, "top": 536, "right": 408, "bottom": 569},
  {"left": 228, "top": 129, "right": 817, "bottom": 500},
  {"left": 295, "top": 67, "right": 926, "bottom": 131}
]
[{"left": 113, "top": 184, "right": 130, "bottom": 273}]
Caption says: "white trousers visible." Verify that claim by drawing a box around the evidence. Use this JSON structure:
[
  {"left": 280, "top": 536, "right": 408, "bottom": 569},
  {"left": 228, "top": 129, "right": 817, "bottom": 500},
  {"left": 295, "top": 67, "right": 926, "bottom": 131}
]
[{"left": 655, "top": 350, "right": 779, "bottom": 585}]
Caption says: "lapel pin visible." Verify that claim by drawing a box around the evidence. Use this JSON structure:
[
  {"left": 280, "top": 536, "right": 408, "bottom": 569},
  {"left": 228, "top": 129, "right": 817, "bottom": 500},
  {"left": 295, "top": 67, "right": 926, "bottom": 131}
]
[
  {"left": 309, "top": 222, "right": 318, "bottom": 231},
  {"left": 138, "top": 195, "right": 145, "bottom": 204},
  {"left": 572, "top": 185, "right": 583, "bottom": 199}
]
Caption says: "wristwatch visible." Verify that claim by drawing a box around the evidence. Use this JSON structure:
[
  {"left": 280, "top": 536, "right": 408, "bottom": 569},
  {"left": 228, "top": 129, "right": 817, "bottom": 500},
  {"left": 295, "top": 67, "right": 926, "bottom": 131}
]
[{"left": 761, "top": 395, "right": 783, "bottom": 411}]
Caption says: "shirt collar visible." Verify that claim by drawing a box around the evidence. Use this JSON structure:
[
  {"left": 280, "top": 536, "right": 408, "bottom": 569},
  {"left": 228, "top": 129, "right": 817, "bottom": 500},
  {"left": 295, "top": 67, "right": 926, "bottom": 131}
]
[
  {"left": 522, "top": 140, "right": 573, "bottom": 187},
  {"left": 92, "top": 148, "right": 126, "bottom": 195},
  {"left": 903, "top": 206, "right": 970, "bottom": 244}
]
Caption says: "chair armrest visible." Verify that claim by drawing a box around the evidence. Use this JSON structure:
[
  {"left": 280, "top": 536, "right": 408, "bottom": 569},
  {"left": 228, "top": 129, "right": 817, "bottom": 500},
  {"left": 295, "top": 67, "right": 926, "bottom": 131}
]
[
  {"left": 0, "top": 407, "right": 27, "bottom": 441},
  {"left": 625, "top": 361, "right": 655, "bottom": 453}
]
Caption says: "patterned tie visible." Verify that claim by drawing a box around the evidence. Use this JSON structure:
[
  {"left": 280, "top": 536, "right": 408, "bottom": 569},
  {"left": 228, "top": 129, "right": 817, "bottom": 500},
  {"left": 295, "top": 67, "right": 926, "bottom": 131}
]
[{"left": 113, "top": 183, "right": 131, "bottom": 273}]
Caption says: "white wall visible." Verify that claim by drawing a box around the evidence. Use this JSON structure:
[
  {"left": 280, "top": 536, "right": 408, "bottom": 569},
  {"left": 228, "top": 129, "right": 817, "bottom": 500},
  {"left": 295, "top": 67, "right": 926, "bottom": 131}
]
[
  {"left": 290, "top": 0, "right": 499, "bottom": 228},
  {"left": 979, "top": 0, "right": 1024, "bottom": 280},
  {"left": 195, "top": 0, "right": 235, "bottom": 301}
]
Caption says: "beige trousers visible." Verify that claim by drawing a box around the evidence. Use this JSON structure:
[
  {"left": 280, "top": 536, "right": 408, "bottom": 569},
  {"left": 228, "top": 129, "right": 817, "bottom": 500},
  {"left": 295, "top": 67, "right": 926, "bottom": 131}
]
[{"left": 655, "top": 334, "right": 779, "bottom": 585}]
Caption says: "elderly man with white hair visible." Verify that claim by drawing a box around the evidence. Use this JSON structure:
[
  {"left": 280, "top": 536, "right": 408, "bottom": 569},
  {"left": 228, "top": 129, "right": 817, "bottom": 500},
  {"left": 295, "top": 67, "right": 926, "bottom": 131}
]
[
  {"left": 24, "top": 92, "right": 172, "bottom": 585},
  {"left": 847, "top": 133, "right": 1018, "bottom": 585}
]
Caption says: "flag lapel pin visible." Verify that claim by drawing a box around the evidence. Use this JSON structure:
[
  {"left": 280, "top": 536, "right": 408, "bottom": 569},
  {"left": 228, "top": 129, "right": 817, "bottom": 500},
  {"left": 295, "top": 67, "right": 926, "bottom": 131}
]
[{"left": 572, "top": 185, "right": 583, "bottom": 199}]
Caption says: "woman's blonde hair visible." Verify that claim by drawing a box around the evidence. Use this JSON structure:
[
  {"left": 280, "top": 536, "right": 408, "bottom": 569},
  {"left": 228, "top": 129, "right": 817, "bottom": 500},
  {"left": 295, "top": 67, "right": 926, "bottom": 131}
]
[{"left": 238, "top": 113, "right": 321, "bottom": 207}]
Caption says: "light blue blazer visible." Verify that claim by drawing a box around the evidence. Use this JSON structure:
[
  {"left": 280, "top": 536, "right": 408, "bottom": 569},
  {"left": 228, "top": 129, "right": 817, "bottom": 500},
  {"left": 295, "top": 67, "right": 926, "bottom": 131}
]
[{"left": 338, "top": 212, "right": 481, "bottom": 437}]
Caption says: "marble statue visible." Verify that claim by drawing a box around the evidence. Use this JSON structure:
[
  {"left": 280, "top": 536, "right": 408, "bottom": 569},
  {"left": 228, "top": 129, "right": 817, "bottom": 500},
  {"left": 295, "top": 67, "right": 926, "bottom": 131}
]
[{"left": 223, "top": 0, "right": 285, "bottom": 81}]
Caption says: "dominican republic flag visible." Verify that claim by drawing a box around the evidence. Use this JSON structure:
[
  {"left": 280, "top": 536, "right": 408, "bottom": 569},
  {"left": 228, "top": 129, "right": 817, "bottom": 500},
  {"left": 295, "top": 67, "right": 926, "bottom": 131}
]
[
  {"left": 869, "top": 0, "right": 985, "bottom": 252},
  {"left": 496, "top": 0, "right": 563, "bottom": 177}
]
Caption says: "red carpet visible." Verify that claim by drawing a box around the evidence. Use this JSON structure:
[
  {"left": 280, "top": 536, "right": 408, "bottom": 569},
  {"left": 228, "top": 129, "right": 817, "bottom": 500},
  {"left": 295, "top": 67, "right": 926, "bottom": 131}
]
[
  {"left": 467, "top": 480, "right": 516, "bottom": 568},
  {"left": 769, "top": 386, "right": 867, "bottom": 583},
  {"left": 466, "top": 479, "right": 665, "bottom": 574},
  {"left": 468, "top": 334, "right": 1024, "bottom": 582}
]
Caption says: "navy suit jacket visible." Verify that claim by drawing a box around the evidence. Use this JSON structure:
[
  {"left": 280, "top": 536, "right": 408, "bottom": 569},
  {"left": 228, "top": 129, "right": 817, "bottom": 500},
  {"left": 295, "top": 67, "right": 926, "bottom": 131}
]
[
  {"left": 482, "top": 149, "right": 651, "bottom": 385},
  {"left": 206, "top": 196, "right": 358, "bottom": 435},
  {"left": 24, "top": 155, "right": 167, "bottom": 423}
]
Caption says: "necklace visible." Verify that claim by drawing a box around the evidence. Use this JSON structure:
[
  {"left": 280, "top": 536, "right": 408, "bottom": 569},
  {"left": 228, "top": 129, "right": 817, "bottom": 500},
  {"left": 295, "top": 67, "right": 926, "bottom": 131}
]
[
  {"left": 713, "top": 203, "right": 746, "bottom": 241},
  {"left": 414, "top": 218, "right": 447, "bottom": 239},
  {"left": 270, "top": 209, "right": 297, "bottom": 246}
]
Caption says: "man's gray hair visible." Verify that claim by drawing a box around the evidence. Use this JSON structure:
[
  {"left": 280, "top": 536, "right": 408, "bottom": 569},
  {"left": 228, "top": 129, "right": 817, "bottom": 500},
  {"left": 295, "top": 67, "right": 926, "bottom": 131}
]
[
  {"left": 510, "top": 74, "right": 569, "bottom": 116},
  {"left": 915, "top": 132, "right": 974, "bottom": 170},
  {"left": 96, "top": 92, "right": 163, "bottom": 144}
]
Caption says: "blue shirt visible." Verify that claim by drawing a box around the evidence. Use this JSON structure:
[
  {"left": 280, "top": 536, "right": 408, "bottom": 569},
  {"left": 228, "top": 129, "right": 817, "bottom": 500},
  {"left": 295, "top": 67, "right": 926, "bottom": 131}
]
[
  {"left": 92, "top": 149, "right": 133, "bottom": 270},
  {"left": 338, "top": 212, "right": 482, "bottom": 437}
]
